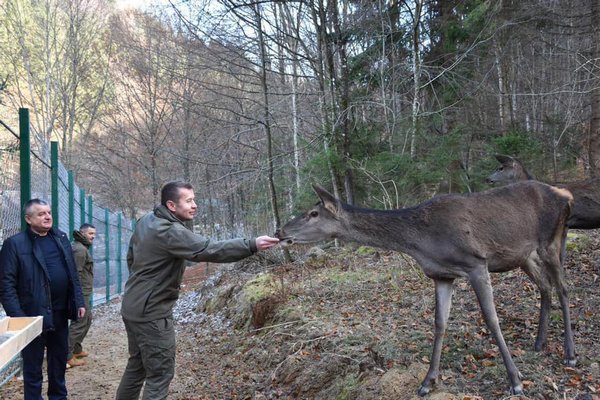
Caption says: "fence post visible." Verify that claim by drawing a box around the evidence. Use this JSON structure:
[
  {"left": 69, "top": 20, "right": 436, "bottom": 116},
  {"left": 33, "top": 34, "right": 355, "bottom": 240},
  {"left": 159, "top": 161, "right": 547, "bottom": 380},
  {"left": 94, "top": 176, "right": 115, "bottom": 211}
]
[
  {"left": 105, "top": 208, "right": 110, "bottom": 303},
  {"left": 117, "top": 213, "right": 122, "bottom": 294},
  {"left": 87, "top": 196, "right": 93, "bottom": 224},
  {"left": 19, "top": 108, "right": 31, "bottom": 231},
  {"left": 80, "top": 188, "right": 85, "bottom": 227},
  {"left": 50, "top": 141, "right": 58, "bottom": 229},
  {"left": 68, "top": 171, "right": 75, "bottom": 240}
]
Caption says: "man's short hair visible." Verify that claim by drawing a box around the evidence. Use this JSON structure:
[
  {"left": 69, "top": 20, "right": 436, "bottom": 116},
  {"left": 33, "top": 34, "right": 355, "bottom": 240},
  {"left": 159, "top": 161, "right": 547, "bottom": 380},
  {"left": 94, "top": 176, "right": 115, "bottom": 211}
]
[
  {"left": 23, "top": 198, "right": 49, "bottom": 216},
  {"left": 80, "top": 223, "right": 96, "bottom": 231},
  {"left": 161, "top": 181, "right": 193, "bottom": 206}
]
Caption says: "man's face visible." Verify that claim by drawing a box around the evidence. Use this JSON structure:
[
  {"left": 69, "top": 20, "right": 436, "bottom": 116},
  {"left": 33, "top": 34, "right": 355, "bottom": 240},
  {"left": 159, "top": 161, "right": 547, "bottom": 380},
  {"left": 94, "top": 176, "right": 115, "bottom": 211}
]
[
  {"left": 82, "top": 227, "right": 97, "bottom": 243},
  {"left": 166, "top": 188, "right": 197, "bottom": 221},
  {"left": 25, "top": 203, "right": 53, "bottom": 235}
]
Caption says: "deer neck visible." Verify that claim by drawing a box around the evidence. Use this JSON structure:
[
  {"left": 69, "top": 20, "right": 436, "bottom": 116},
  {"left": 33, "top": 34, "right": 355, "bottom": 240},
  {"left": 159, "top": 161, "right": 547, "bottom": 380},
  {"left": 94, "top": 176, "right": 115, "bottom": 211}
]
[
  {"left": 511, "top": 164, "right": 534, "bottom": 181},
  {"left": 339, "top": 206, "right": 417, "bottom": 253}
]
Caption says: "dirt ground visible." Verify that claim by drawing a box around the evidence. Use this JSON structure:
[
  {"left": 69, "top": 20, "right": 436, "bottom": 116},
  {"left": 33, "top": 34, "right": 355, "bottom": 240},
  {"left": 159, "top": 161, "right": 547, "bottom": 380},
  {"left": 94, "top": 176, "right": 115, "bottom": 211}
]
[
  {"left": 0, "top": 263, "right": 218, "bottom": 400},
  {"left": 0, "top": 235, "right": 599, "bottom": 400}
]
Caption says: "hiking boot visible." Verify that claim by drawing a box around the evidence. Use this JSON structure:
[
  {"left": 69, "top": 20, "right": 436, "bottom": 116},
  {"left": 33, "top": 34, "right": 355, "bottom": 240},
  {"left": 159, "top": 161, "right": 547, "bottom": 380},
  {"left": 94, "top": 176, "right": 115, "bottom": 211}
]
[
  {"left": 67, "top": 357, "right": 86, "bottom": 368},
  {"left": 73, "top": 351, "right": 89, "bottom": 358}
]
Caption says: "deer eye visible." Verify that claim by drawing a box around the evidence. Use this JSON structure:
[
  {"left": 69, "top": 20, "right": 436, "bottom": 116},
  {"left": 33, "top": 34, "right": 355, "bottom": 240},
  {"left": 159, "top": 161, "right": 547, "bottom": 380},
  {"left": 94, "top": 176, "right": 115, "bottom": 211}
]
[{"left": 309, "top": 211, "right": 319, "bottom": 218}]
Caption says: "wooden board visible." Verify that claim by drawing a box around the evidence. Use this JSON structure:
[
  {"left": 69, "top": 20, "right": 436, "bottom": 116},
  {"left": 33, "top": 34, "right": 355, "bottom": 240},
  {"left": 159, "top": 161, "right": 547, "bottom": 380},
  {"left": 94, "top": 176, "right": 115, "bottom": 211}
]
[{"left": 0, "top": 316, "right": 43, "bottom": 369}]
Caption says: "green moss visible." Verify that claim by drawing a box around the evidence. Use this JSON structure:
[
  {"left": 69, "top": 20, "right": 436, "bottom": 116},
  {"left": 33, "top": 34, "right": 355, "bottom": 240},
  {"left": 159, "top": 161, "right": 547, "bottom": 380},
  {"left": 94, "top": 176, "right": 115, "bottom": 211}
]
[
  {"left": 243, "top": 273, "right": 277, "bottom": 302},
  {"left": 565, "top": 232, "right": 592, "bottom": 252},
  {"left": 355, "top": 246, "right": 376, "bottom": 255}
]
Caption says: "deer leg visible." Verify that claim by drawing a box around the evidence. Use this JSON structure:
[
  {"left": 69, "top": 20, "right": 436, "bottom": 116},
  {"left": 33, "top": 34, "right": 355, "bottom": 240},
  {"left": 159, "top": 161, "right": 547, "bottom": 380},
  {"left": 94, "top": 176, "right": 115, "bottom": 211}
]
[
  {"left": 522, "top": 263, "right": 552, "bottom": 352},
  {"left": 555, "top": 283, "right": 576, "bottom": 366},
  {"left": 529, "top": 275, "right": 552, "bottom": 351},
  {"left": 546, "top": 255, "right": 576, "bottom": 366},
  {"left": 469, "top": 269, "right": 523, "bottom": 396},
  {"left": 534, "top": 289, "right": 552, "bottom": 352},
  {"left": 418, "top": 279, "right": 454, "bottom": 397}
]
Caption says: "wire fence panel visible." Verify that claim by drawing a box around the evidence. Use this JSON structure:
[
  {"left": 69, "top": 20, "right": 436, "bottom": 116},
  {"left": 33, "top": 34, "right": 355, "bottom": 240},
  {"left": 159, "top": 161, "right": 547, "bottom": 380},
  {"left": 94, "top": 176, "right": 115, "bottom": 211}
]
[
  {"left": 57, "top": 163, "right": 70, "bottom": 234},
  {"left": 0, "top": 109, "right": 133, "bottom": 385},
  {"left": 0, "top": 147, "right": 21, "bottom": 244},
  {"left": 30, "top": 143, "right": 51, "bottom": 206}
]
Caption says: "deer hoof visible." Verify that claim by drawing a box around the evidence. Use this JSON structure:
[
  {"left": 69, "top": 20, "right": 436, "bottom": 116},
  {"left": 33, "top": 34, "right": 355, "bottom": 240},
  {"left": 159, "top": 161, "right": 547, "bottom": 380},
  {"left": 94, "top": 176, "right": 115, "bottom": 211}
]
[
  {"left": 564, "top": 358, "right": 577, "bottom": 367},
  {"left": 417, "top": 385, "right": 431, "bottom": 397},
  {"left": 510, "top": 385, "right": 524, "bottom": 395},
  {"left": 533, "top": 339, "right": 546, "bottom": 352}
]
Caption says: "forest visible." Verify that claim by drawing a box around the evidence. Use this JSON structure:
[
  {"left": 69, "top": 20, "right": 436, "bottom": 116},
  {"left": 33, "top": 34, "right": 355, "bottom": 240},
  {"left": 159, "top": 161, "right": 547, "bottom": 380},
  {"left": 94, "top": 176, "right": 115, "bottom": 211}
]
[{"left": 1, "top": 0, "right": 599, "bottom": 237}]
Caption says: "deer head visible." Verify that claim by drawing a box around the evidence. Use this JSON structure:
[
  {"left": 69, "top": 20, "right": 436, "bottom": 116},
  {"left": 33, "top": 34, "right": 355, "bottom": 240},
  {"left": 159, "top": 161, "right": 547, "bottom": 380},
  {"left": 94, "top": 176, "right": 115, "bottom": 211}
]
[
  {"left": 486, "top": 154, "right": 532, "bottom": 183},
  {"left": 277, "top": 184, "right": 345, "bottom": 246}
]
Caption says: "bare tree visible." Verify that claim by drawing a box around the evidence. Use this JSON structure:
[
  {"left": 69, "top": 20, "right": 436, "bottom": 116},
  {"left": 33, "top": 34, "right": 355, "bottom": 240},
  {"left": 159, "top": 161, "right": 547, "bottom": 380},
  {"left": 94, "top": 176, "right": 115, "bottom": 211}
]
[
  {"left": 1, "top": 0, "right": 111, "bottom": 158},
  {"left": 588, "top": 0, "right": 600, "bottom": 177}
]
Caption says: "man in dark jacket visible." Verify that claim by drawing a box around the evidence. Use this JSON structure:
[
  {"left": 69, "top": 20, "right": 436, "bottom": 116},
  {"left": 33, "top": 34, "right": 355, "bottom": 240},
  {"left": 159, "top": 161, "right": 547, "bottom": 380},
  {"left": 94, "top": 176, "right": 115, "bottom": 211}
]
[
  {"left": 116, "top": 181, "right": 280, "bottom": 400},
  {"left": 0, "top": 199, "right": 86, "bottom": 400},
  {"left": 66, "top": 223, "right": 96, "bottom": 368}
]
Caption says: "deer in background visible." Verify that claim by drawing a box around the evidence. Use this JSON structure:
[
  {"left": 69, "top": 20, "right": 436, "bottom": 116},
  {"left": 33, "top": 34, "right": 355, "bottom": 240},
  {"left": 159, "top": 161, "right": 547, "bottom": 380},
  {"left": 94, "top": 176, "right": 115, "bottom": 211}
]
[
  {"left": 277, "top": 182, "right": 576, "bottom": 396},
  {"left": 487, "top": 154, "right": 600, "bottom": 229}
]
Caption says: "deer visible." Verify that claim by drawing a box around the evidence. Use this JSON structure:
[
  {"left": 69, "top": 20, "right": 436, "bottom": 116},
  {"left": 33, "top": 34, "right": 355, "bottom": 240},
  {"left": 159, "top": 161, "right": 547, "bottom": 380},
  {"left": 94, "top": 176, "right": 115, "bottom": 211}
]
[
  {"left": 486, "top": 154, "right": 600, "bottom": 229},
  {"left": 276, "top": 181, "right": 576, "bottom": 396}
]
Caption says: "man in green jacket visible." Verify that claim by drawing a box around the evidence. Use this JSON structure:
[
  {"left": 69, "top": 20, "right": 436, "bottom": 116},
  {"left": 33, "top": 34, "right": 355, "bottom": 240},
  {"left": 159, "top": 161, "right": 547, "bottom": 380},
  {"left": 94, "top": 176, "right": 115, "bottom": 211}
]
[
  {"left": 116, "top": 181, "right": 280, "bottom": 400},
  {"left": 67, "top": 223, "right": 96, "bottom": 368}
]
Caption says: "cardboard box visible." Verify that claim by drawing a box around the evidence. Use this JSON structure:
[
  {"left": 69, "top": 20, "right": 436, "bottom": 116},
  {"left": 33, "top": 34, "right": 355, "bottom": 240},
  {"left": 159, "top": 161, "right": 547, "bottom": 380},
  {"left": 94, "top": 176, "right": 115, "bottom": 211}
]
[{"left": 0, "top": 316, "right": 43, "bottom": 369}]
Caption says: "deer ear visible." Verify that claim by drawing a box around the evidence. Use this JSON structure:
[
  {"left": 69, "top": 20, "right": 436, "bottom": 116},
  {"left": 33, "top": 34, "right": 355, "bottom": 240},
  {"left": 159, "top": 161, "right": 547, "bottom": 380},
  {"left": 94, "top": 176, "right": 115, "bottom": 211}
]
[
  {"left": 312, "top": 184, "right": 340, "bottom": 214},
  {"left": 495, "top": 154, "right": 514, "bottom": 164}
]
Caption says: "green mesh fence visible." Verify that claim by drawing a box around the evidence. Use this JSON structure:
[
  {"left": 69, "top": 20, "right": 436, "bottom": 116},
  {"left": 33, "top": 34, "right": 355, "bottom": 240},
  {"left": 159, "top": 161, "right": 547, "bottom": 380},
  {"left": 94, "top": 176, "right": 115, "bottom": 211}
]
[
  {"left": 0, "top": 109, "right": 133, "bottom": 385},
  {"left": 0, "top": 136, "right": 20, "bottom": 244}
]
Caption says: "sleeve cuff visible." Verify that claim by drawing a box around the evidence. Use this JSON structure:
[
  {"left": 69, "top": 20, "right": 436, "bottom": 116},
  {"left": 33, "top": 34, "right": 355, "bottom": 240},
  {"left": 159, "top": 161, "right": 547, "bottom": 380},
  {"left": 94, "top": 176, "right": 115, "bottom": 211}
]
[{"left": 249, "top": 238, "right": 258, "bottom": 253}]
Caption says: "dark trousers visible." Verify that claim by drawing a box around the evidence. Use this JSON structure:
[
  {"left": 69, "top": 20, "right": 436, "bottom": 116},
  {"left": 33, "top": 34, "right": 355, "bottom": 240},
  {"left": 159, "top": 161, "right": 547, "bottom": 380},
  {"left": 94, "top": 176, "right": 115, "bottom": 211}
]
[
  {"left": 21, "top": 310, "right": 69, "bottom": 400},
  {"left": 116, "top": 317, "right": 176, "bottom": 400},
  {"left": 68, "top": 294, "right": 92, "bottom": 358}
]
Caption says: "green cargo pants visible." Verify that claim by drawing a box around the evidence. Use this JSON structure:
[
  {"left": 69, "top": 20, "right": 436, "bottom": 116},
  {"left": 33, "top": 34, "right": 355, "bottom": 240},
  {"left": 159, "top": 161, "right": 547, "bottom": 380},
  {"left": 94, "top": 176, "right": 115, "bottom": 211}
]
[
  {"left": 68, "top": 294, "right": 92, "bottom": 359},
  {"left": 116, "top": 317, "right": 176, "bottom": 400}
]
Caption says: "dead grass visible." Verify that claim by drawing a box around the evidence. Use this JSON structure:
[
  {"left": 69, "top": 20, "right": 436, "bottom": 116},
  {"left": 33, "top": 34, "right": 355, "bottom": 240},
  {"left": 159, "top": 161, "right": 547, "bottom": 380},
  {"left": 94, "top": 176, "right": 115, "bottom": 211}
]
[{"left": 173, "top": 231, "right": 600, "bottom": 399}]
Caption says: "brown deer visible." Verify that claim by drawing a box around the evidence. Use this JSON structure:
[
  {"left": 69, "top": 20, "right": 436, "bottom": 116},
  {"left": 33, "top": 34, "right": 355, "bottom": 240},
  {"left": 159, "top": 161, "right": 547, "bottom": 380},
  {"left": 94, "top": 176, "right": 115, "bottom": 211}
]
[
  {"left": 486, "top": 154, "right": 600, "bottom": 229},
  {"left": 277, "top": 181, "right": 576, "bottom": 396}
]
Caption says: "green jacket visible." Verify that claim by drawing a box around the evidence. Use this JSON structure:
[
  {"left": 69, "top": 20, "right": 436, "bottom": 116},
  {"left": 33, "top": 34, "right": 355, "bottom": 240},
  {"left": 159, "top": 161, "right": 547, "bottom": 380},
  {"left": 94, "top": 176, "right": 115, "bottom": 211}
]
[
  {"left": 72, "top": 230, "right": 94, "bottom": 297},
  {"left": 121, "top": 205, "right": 257, "bottom": 322}
]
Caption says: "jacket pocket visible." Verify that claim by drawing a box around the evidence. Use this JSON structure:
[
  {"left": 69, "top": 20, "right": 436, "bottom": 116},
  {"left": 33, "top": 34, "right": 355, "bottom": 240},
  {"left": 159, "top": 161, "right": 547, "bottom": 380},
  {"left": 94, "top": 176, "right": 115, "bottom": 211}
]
[{"left": 122, "top": 286, "right": 155, "bottom": 319}]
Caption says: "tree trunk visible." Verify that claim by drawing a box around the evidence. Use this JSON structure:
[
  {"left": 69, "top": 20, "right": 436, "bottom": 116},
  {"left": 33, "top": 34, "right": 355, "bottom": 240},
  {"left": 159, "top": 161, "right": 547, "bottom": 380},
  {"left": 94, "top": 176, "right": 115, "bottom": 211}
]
[
  {"left": 330, "top": 0, "right": 354, "bottom": 204},
  {"left": 409, "top": 0, "right": 423, "bottom": 159},
  {"left": 254, "top": 4, "right": 282, "bottom": 233},
  {"left": 494, "top": 39, "right": 507, "bottom": 134},
  {"left": 280, "top": 3, "right": 302, "bottom": 199},
  {"left": 311, "top": 0, "right": 342, "bottom": 199},
  {"left": 589, "top": 0, "right": 600, "bottom": 177}
]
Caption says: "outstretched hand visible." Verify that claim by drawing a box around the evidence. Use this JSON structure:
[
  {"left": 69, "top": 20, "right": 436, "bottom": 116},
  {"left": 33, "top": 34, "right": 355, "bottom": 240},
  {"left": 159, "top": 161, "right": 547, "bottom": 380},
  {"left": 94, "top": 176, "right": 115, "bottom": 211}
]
[{"left": 255, "top": 235, "right": 280, "bottom": 251}]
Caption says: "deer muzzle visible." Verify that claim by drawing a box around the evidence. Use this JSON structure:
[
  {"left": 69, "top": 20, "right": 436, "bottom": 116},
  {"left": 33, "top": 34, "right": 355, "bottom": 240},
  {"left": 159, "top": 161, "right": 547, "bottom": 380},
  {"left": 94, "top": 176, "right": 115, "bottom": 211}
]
[{"left": 274, "top": 229, "right": 295, "bottom": 246}]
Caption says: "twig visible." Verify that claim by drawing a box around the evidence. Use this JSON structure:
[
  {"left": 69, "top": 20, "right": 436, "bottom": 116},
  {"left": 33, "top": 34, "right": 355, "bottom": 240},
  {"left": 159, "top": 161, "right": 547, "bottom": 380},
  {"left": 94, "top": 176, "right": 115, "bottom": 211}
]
[{"left": 249, "top": 319, "right": 304, "bottom": 333}]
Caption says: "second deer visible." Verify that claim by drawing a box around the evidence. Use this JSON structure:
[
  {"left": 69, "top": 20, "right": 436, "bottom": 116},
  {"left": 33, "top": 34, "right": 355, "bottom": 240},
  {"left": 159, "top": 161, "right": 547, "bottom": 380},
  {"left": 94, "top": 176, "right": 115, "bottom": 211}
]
[
  {"left": 486, "top": 154, "right": 600, "bottom": 229},
  {"left": 277, "top": 181, "right": 576, "bottom": 396}
]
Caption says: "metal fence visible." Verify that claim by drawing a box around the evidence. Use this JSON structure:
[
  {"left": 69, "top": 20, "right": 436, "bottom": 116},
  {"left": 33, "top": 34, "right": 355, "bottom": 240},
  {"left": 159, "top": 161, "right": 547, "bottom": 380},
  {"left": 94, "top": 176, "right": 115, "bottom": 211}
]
[{"left": 0, "top": 108, "right": 134, "bottom": 385}]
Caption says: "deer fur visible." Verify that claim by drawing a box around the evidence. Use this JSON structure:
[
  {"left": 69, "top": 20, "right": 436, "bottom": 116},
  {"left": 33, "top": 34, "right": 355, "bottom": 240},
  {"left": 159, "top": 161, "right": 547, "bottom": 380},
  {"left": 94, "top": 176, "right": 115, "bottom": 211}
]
[
  {"left": 487, "top": 154, "right": 600, "bottom": 229},
  {"left": 278, "top": 181, "right": 575, "bottom": 396}
]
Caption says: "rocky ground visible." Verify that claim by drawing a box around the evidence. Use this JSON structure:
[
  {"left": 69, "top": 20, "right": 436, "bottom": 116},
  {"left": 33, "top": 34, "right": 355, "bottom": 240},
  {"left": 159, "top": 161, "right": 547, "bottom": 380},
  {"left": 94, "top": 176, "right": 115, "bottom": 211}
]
[{"left": 0, "top": 232, "right": 599, "bottom": 399}]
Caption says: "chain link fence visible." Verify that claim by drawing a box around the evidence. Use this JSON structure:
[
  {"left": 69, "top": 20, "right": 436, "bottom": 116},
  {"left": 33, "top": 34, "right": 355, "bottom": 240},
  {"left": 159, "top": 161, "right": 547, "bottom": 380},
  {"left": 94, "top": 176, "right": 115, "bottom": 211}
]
[{"left": 0, "top": 109, "right": 134, "bottom": 385}]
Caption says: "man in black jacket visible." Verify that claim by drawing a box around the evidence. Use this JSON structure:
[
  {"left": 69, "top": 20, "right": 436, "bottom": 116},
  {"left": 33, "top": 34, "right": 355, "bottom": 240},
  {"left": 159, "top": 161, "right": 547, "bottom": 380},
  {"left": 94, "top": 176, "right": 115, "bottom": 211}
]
[{"left": 0, "top": 199, "right": 85, "bottom": 400}]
